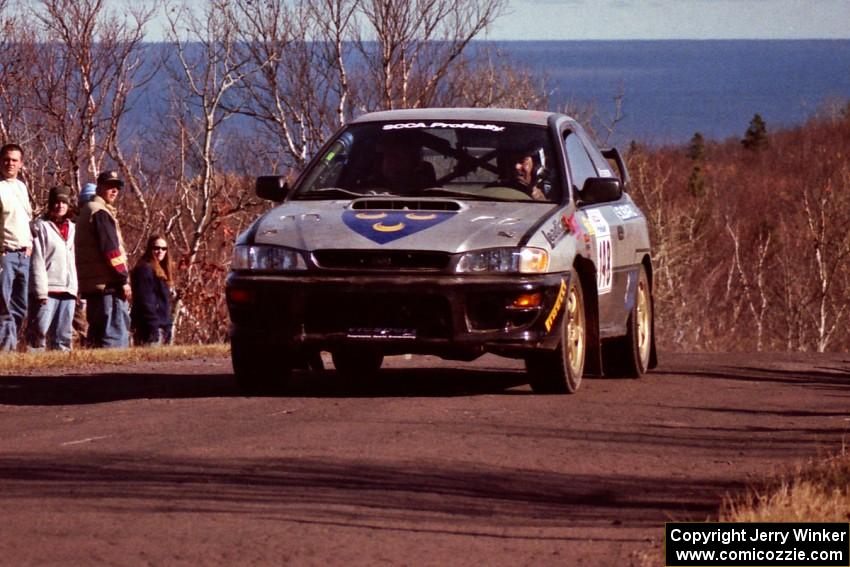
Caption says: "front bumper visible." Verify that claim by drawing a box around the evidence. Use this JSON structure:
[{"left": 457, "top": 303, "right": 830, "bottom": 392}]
[{"left": 226, "top": 271, "right": 571, "bottom": 359}]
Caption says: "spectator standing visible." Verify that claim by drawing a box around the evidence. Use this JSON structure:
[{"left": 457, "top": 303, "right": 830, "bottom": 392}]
[
  {"left": 79, "top": 183, "right": 96, "bottom": 205},
  {"left": 74, "top": 170, "right": 131, "bottom": 348},
  {"left": 71, "top": 294, "right": 89, "bottom": 348},
  {"left": 71, "top": 182, "right": 97, "bottom": 346},
  {"left": 0, "top": 143, "right": 33, "bottom": 351},
  {"left": 130, "top": 235, "right": 174, "bottom": 346},
  {"left": 28, "top": 186, "right": 77, "bottom": 351}
]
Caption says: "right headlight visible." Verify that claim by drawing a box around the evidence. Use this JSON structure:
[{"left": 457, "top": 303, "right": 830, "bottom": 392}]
[
  {"left": 455, "top": 247, "right": 549, "bottom": 274},
  {"left": 231, "top": 245, "right": 307, "bottom": 271}
]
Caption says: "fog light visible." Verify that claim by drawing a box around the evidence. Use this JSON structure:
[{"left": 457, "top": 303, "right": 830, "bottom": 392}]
[
  {"left": 227, "top": 288, "right": 252, "bottom": 304},
  {"left": 509, "top": 293, "right": 541, "bottom": 309}
]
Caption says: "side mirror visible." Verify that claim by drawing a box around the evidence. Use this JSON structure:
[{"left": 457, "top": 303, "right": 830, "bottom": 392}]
[
  {"left": 256, "top": 176, "right": 289, "bottom": 202},
  {"left": 579, "top": 177, "right": 623, "bottom": 206}
]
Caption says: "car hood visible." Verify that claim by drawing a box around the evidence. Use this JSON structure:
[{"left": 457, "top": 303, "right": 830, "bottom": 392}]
[{"left": 251, "top": 198, "right": 557, "bottom": 252}]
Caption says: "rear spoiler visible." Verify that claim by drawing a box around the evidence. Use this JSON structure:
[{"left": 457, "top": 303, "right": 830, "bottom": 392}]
[{"left": 601, "top": 148, "right": 631, "bottom": 191}]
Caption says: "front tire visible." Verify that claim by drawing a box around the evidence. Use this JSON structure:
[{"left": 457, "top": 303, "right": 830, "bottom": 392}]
[
  {"left": 526, "top": 269, "right": 586, "bottom": 394},
  {"left": 232, "top": 338, "right": 292, "bottom": 394},
  {"left": 603, "top": 265, "right": 652, "bottom": 378}
]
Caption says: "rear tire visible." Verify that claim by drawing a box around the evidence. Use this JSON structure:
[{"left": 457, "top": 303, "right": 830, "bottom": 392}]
[
  {"left": 331, "top": 349, "right": 384, "bottom": 378},
  {"left": 603, "top": 265, "right": 652, "bottom": 378},
  {"left": 527, "top": 269, "right": 586, "bottom": 394},
  {"left": 231, "top": 338, "right": 292, "bottom": 394}
]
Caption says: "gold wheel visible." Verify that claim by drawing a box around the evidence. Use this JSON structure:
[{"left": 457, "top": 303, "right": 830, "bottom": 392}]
[
  {"left": 636, "top": 275, "right": 652, "bottom": 369},
  {"left": 565, "top": 280, "right": 586, "bottom": 380},
  {"left": 526, "top": 268, "right": 585, "bottom": 394}
]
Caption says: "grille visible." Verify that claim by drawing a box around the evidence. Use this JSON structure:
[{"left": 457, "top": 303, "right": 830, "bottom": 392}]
[{"left": 313, "top": 250, "right": 450, "bottom": 271}]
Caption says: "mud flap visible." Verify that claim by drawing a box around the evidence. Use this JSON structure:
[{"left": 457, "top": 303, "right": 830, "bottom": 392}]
[
  {"left": 577, "top": 267, "right": 603, "bottom": 377},
  {"left": 648, "top": 291, "right": 659, "bottom": 370}
]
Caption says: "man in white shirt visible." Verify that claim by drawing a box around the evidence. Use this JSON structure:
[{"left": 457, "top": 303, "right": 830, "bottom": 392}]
[{"left": 0, "top": 143, "right": 33, "bottom": 351}]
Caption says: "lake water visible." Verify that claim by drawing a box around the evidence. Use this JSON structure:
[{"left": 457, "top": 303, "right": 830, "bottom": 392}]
[
  {"left": 132, "top": 40, "right": 850, "bottom": 149},
  {"left": 494, "top": 40, "right": 850, "bottom": 146}
]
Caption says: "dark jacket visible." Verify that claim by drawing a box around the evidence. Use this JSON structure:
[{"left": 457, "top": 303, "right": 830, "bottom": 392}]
[
  {"left": 130, "top": 262, "right": 172, "bottom": 331},
  {"left": 75, "top": 196, "right": 128, "bottom": 294}
]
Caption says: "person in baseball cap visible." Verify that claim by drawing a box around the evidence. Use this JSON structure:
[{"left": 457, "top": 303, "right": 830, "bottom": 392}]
[
  {"left": 75, "top": 168, "right": 131, "bottom": 348},
  {"left": 96, "top": 170, "right": 124, "bottom": 187}
]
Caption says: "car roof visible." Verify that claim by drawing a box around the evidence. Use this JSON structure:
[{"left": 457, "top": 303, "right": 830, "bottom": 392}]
[{"left": 350, "top": 107, "right": 571, "bottom": 127}]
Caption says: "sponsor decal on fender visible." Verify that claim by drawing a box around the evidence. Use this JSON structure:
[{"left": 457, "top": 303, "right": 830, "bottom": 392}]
[
  {"left": 542, "top": 213, "right": 581, "bottom": 248},
  {"left": 545, "top": 278, "right": 568, "bottom": 332},
  {"left": 613, "top": 204, "right": 640, "bottom": 221},
  {"left": 342, "top": 210, "right": 455, "bottom": 244},
  {"left": 579, "top": 214, "right": 595, "bottom": 237}
]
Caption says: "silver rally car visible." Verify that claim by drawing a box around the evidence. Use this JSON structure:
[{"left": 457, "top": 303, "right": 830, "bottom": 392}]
[{"left": 226, "top": 108, "right": 656, "bottom": 394}]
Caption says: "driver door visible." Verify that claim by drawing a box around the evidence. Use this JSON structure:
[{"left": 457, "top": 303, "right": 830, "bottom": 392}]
[{"left": 563, "top": 130, "right": 630, "bottom": 336}]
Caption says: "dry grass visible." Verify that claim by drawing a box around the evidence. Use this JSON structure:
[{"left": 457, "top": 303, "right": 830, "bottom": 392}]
[
  {"left": 0, "top": 344, "right": 230, "bottom": 373},
  {"left": 640, "top": 451, "right": 850, "bottom": 566},
  {"left": 722, "top": 450, "right": 850, "bottom": 522}
]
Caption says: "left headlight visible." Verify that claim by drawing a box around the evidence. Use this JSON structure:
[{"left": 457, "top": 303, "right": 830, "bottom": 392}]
[
  {"left": 455, "top": 247, "right": 549, "bottom": 274},
  {"left": 231, "top": 245, "right": 307, "bottom": 271}
]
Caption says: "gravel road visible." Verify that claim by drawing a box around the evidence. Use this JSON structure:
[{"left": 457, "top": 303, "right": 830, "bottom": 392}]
[{"left": 0, "top": 351, "right": 848, "bottom": 566}]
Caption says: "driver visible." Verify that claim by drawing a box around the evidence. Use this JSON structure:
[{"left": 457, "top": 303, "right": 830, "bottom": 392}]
[
  {"left": 495, "top": 146, "right": 548, "bottom": 201},
  {"left": 381, "top": 145, "right": 420, "bottom": 190},
  {"left": 373, "top": 137, "right": 436, "bottom": 193}
]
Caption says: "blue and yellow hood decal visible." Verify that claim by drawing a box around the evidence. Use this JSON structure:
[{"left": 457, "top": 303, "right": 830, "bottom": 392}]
[{"left": 342, "top": 210, "right": 456, "bottom": 244}]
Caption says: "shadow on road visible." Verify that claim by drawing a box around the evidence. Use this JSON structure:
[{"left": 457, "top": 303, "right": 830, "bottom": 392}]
[
  {"left": 653, "top": 363, "right": 850, "bottom": 391},
  {"left": 0, "top": 366, "right": 534, "bottom": 406},
  {"left": 284, "top": 367, "right": 532, "bottom": 398},
  {"left": 0, "top": 452, "right": 735, "bottom": 532}
]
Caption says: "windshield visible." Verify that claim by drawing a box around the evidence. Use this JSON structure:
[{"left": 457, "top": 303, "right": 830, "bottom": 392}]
[{"left": 294, "top": 121, "right": 562, "bottom": 203}]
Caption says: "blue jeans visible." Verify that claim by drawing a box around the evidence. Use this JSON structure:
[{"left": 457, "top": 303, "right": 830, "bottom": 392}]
[
  {"left": 27, "top": 295, "right": 75, "bottom": 351},
  {"left": 0, "top": 251, "right": 30, "bottom": 351},
  {"left": 85, "top": 292, "right": 130, "bottom": 348}
]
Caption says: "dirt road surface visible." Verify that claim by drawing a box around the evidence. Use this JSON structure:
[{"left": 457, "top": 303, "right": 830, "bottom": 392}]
[{"left": 0, "top": 351, "right": 848, "bottom": 566}]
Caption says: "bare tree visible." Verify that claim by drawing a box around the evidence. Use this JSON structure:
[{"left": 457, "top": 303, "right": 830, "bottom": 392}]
[
  {"left": 724, "top": 220, "right": 772, "bottom": 350},
  {"left": 356, "top": 0, "right": 506, "bottom": 110},
  {"left": 163, "top": 0, "right": 273, "bottom": 338},
  {"left": 229, "top": 0, "right": 357, "bottom": 170},
  {"left": 230, "top": 0, "right": 516, "bottom": 172},
  {"left": 628, "top": 151, "right": 724, "bottom": 349},
  {"left": 0, "top": 1, "right": 40, "bottom": 146},
  {"left": 797, "top": 174, "right": 850, "bottom": 351},
  {"left": 165, "top": 0, "right": 262, "bottom": 264},
  {"left": 29, "top": 0, "right": 156, "bottom": 206},
  {"left": 434, "top": 45, "right": 547, "bottom": 109},
  {"left": 0, "top": 1, "right": 63, "bottom": 209}
]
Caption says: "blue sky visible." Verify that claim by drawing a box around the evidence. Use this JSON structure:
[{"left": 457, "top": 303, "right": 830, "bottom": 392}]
[
  {"left": 136, "top": 0, "right": 850, "bottom": 41},
  {"left": 489, "top": 0, "right": 850, "bottom": 39}
]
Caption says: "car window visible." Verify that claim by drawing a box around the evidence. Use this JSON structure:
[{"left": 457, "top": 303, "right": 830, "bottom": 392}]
[
  {"left": 564, "top": 131, "right": 598, "bottom": 193},
  {"left": 294, "top": 122, "right": 562, "bottom": 203}
]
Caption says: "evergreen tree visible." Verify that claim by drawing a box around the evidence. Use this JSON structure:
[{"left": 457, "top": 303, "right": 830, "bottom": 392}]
[
  {"left": 687, "top": 132, "right": 705, "bottom": 162},
  {"left": 687, "top": 165, "right": 706, "bottom": 198},
  {"left": 742, "top": 114, "right": 768, "bottom": 151}
]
